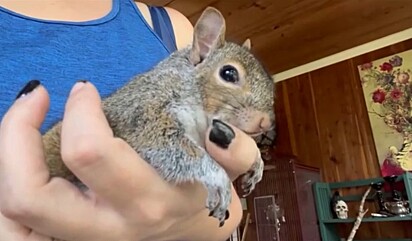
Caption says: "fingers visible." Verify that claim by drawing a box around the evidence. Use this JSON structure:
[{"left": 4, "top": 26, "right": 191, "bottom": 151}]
[
  {"left": 0, "top": 211, "right": 30, "bottom": 240},
  {"left": 1, "top": 210, "right": 58, "bottom": 241},
  {"left": 0, "top": 81, "right": 109, "bottom": 240},
  {"left": 205, "top": 120, "right": 260, "bottom": 181},
  {"left": 0, "top": 81, "right": 50, "bottom": 198},
  {"left": 60, "top": 82, "right": 168, "bottom": 208}
]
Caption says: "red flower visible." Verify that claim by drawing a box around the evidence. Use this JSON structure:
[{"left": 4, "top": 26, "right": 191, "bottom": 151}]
[
  {"left": 372, "top": 89, "right": 386, "bottom": 103},
  {"left": 380, "top": 62, "right": 393, "bottom": 72},
  {"left": 390, "top": 89, "right": 403, "bottom": 100}
]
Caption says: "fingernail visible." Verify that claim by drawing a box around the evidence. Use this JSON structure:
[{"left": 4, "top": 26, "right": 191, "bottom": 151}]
[
  {"left": 225, "top": 210, "right": 230, "bottom": 220},
  {"left": 16, "top": 80, "right": 41, "bottom": 99},
  {"left": 209, "top": 211, "right": 213, "bottom": 217},
  {"left": 219, "top": 221, "right": 225, "bottom": 227},
  {"left": 209, "top": 119, "right": 235, "bottom": 149},
  {"left": 70, "top": 80, "right": 87, "bottom": 95}
]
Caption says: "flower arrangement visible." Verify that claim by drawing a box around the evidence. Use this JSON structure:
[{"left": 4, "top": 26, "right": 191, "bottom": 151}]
[{"left": 360, "top": 55, "right": 412, "bottom": 138}]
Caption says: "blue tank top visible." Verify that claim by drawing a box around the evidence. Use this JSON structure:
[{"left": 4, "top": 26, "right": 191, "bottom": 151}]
[{"left": 0, "top": 0, "right": 178, "bottom": 133}]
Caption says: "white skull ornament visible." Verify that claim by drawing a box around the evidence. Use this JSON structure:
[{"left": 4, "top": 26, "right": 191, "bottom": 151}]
[{"left": 334, "top": 200, "right": 348, "bottom": 219}]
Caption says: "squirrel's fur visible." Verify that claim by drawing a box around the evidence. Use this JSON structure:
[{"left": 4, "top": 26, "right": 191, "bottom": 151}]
[{"left": 42, "top": 7, "right": 275, "bottom": 230}]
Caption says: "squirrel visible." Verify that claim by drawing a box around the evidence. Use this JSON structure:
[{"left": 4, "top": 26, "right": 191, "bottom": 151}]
[{"left": 42, "top": 6, "right": 276, "bottom": 228}]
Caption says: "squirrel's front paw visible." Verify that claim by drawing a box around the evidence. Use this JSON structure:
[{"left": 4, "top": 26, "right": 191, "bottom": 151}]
[
  {"left": 201, "top": 167, "right": 232, "bottom": 227},
  {"left": 241, "top": 151, "right": 264, "bottom": 197}
]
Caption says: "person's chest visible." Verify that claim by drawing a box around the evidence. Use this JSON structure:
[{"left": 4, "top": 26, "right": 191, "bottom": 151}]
[{"left": 0, "top": 5, "right": 170, "bottom": 133}]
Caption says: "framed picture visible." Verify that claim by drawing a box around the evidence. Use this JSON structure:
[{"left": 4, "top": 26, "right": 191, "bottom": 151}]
[{"left": 358, "top": 49, "right": 412, "bottom": 176}]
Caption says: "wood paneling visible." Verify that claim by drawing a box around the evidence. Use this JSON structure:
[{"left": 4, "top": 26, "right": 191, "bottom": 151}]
[
  {"left": 140, "top": 0, "right": 412, "bottom": 74},
  {"left": 271, "top": 38, "right": 412, "bottom": 240},
  {"left": 271, "top": 82, "right": 294, "bottom": 155}
]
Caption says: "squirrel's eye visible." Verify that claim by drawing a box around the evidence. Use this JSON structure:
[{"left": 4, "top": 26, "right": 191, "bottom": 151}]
[{"left": 219, "top": 65, "right": 239, "bottom": 83}]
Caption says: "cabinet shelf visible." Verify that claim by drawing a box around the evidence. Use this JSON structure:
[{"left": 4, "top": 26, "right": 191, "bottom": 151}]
[
  {"left": 313, "top": 172, "right": 412, "bottom": 241},
  {"left": 322, "top": 214, "right": 412, "bottom": 223}
]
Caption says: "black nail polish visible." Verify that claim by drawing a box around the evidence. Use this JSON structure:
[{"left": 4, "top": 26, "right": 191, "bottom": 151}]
[
  {"left": 209, "top": 211, "right": 214, "bottom": 217},
  {"left": 77, "top": 80, "right": 87, "bottom": 83},
  {"left": 219, "top": 221, "right": 225, "bottom": 227},
  {"left": 16, "top": 80, "right": 41, "bottom": 99},
  {"left": 225, "top": 210, "right": 230, "bottom": 220},
  {"left": 209, "top": 119, "right": 235, "bottom": 149}
]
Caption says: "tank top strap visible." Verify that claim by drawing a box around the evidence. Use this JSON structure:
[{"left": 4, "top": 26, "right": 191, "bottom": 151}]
[{"left": 148, "top": 5, "right": 178, "bottom": 53}]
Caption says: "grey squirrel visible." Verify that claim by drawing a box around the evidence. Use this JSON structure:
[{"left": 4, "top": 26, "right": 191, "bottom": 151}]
[{"left": 42, "top": 6, "right": 276, "bottom": 228}]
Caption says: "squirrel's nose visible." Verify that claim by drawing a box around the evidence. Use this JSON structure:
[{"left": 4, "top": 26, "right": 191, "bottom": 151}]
[{"left": 259, "top": 113, "right": 274, "bottom": 132}]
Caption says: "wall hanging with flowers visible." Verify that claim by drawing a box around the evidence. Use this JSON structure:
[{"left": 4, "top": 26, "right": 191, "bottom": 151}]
[{"left": 358, "top": 49, "right": 412, "bottom": 176}]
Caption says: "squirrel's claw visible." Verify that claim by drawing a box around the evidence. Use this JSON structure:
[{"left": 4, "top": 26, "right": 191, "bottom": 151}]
[
  {"left": 241, "top": 152, "right": 264, "bottom": 197},
  {"left": 202, "top": 165, "right": 232, "bottom": 227}
]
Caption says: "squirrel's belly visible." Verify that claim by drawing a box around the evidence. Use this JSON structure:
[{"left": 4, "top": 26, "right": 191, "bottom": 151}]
[{"left": 171, "top": 104, "right": 208, "bottom": 148}]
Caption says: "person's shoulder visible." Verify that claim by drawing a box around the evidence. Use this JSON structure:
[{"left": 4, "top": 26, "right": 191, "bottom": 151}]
[
  {"left": 134, "top": 2, "right": 193, "bottom": 50},
  {"left": 163, "top": 6, "right": 193, "bottom": 49}
]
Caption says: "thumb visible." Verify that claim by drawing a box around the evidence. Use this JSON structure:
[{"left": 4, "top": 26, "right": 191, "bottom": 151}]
[{"left": 204, "top": 120, "right": 259, "bottom": 181}]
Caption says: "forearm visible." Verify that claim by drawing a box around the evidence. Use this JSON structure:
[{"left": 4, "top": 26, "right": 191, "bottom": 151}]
[{"left": 176, "top": 185, "right": 242, "bottom": 241}]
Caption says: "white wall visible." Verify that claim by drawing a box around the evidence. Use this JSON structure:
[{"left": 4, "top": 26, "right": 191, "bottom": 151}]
[{"left": 272, "top": 28, "right": 412, "bottom": 82}]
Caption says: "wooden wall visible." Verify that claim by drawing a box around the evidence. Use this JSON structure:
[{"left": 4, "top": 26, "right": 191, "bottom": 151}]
[{"left": 268, "top": 39, "right": 412, "bottom": 239}]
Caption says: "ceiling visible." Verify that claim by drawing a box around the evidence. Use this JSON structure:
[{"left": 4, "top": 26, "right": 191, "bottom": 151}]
[{"left": 141, "top": 0, "right": 412, "bottom": 75}]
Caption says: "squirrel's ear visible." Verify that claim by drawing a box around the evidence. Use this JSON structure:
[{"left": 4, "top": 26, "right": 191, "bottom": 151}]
[
  {"left": 189, "top": 7, "right": 226, "bottom": 65},
  {"left": 242, "top": 39, "right": 251, "bottom": 50}
]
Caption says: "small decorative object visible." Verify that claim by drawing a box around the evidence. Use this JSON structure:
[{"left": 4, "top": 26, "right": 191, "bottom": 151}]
[
  {"left": 347, "top": 187, "right": 371, "bottom": 241},
  {"left": 382, "top": 175, "right": 411, "bottom": 216},
  {"left": 264, "top": 201, "right": 285, "bottom": 234},
  {"left": 384, "top": 175, "right": 402, "bottom": 201},
  {"left": 370, "top": 182, "right": 393, "bottom": 217},
  {"left": 334, "top": 200, "right": 349, "bottom": 219},
  {"left": 384, "top": 200, "right": 410, "bottom": 216},
  {"left": 331, "top": 191, "right": 349, "bottom": 219}
]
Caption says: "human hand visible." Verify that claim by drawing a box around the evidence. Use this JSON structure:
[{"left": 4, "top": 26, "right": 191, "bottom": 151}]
[
  {"left": 0, "top": 81, "right": 261, "bottom": 241},
  {"left": 0, "top": 210, "right": 51, "bottom": 241},
  {"left": 205, "top": 121, "right": 262, "bottom": 182},
  {"left": 0, "top": 80, "right": 202, "bottom": 241}
]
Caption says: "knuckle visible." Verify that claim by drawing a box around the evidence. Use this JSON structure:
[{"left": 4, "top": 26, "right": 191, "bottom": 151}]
[
  {"left": 112, "top": 138, "right": 130, "bottom": 151},
  {"left": 146, "top": 208, "right": 167, "bottom": 225},
  {"left": 0, "top": 195, "right": 34, "bottom": 220},
  {"left": 138, "top": 200, "right": 169, "bottom": 227},
  {"left": 61, "top": 137, "right": 104, "bottom": 167}
]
